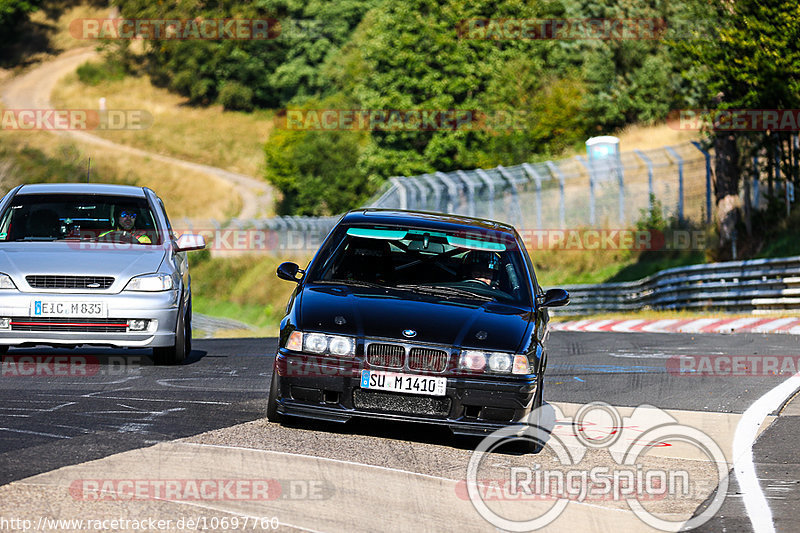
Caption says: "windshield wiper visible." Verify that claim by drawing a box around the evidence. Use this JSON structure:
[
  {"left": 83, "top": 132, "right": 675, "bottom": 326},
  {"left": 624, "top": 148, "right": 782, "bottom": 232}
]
[{"left": 395, "top": 283, "right": 492, "bottom": 301}]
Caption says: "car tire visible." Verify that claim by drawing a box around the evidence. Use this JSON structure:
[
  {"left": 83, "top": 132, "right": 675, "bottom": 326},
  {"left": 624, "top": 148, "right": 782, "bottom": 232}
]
[
  {"left": 0, "top": 345, "right": 8, "bottom": 355},
  {"left": 522, "top": 371, "right": 546, "bottom": 454},
  {"left": 266, "top": 369, "right": 284, "bottom": 423},
  {"left": 184, "top": 296, "right": 192, "bottom": 357},
  {"left": 153, "top": 299, "right": 187, "bottom": 366}
]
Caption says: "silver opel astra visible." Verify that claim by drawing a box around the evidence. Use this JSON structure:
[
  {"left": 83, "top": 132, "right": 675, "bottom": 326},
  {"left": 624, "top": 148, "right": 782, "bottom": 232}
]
[{"left": 0, "top": 183, "right": 205, "bottom": 364}]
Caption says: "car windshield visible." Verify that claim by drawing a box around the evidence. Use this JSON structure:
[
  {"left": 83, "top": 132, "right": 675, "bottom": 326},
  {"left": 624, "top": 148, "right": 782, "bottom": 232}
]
[
  {"left": 308, "top": 225, "right": 532, "bottom": 305},
  {"left": 0, "top": 193, "right": 162, "bottom": 245}
]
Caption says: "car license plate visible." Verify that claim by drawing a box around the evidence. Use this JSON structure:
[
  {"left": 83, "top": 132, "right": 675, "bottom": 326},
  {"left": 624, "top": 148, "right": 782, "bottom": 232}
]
[
  {"left": 360, "top": 370, "right": 446, "bottom": 396},
  {"left": 30, "top": 300, "right": 107, "bottom": 318}
]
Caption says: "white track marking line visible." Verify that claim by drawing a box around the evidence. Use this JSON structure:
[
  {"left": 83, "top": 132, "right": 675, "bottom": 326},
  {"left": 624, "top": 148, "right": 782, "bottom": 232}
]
[
  {"left": 733, "top": 371, "right": 800, "bottom": 533},
  {"left": 181, "top": 442, "right": 458, "bottom": 484},
  {"left": 0, "top": 427, "right": 70, "bottom": 439},
  {"left": 610, "top": 319, "right": 645, "bottom": 332},
  {"left": 751, "top": 318, "right": 798, "bottom": 333},
  {"left": 714, "top": 317, "right": 762, "bottom": 333}
]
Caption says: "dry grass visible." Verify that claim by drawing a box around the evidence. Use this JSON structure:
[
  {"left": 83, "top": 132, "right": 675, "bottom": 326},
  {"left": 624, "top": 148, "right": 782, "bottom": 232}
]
[
  {"left": 0, "top": 128, "right": 241, "bottom": 220},
  {"left": 52, "top": 73, "right": 274, "bottom": 177},
  {"left": 614, "top": 123, "right": 700, "bottom": 150},
  {"left": 190, "top": 251, "right": 315, "bottom": 336}
]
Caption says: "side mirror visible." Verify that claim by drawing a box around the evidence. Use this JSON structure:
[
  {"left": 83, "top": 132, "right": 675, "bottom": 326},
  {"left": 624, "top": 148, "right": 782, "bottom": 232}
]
[
  {"left": 175, "top": 234, "right": 206, "bottom": 252},
  {"left": 539, "top": 288, "right": 569, "bottom": 308},
  {"left": 277, "top": 261, "right": 303, "bottom": 283}
]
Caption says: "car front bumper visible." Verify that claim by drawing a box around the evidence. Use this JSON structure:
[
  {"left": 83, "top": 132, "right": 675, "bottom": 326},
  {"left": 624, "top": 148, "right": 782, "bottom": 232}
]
[
  {"left": 274, "top": 350, "right": 538, "bottom": 436},
  {"left": 0, "top": 290, "right": 180, "bottom": 348}
]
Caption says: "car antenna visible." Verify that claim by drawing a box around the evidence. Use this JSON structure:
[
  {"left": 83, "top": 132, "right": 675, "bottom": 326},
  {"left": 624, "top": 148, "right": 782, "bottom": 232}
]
[{"left": 86, "top": 157, "right": 91, "bottom": 183}]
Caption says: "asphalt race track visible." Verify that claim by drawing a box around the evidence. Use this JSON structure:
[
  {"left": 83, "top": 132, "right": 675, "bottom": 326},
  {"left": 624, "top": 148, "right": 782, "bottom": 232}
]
[{"left": 1, "top": 331, "right": 799, "bottom": 532}]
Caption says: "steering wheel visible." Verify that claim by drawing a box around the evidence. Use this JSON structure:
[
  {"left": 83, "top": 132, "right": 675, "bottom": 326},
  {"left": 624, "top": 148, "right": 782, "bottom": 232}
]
[
  {"left": 105, "top": 230, "right": 139, "bottom": 244},
  {"left": 463, "top": 278, "right": 492, "bottom": 287}
]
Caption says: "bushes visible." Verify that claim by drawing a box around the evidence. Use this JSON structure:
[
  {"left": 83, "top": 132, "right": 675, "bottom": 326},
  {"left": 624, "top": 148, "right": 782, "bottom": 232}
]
[
  {"left": 76, "top": 59, "right": 127, "bottom": 86},
  {"left": 218, "top": 82, "right": 254, "bottom": 112}
]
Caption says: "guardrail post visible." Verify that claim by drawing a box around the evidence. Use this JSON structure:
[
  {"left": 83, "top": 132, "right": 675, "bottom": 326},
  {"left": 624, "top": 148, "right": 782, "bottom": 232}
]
[
  {"left": 545, "top": 161, "right": 566, "bottom": 228},
  {"left": 665, "top": 146, "right": 684, "bottom": 223},
  {"left": 691, "top": 141, "right": 712, "bottom": 224},
  {"left": 522, "top": 163, "right": 544, "bottom": 229},
  {"left": 635, "top": 149, "right": 655, "bottom": 215}
]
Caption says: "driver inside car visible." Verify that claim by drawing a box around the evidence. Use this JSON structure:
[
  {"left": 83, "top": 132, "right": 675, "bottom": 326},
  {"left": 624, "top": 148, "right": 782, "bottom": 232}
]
[
  {"left": 462, "top": 250, "right": 501, "bottom": 287},
  {"left": 99, "top": 209, "right": 151, "bottom": 244}
]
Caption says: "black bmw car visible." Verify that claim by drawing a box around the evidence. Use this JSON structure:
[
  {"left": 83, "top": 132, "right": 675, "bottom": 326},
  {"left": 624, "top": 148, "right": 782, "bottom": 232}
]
[{"left": 268, "top": 209, "right": 568, "bottom": 439}]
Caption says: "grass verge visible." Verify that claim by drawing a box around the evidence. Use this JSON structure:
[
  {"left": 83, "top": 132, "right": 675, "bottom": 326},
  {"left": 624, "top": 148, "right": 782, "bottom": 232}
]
[{"left": 189, "top": 251, "right": 314, "bottom": 337}]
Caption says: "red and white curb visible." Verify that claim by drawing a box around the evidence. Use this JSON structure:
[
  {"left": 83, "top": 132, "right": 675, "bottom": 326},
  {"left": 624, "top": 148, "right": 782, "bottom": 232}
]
[{"left": 551, "top": 317, "right": 800, "bottom": 335}]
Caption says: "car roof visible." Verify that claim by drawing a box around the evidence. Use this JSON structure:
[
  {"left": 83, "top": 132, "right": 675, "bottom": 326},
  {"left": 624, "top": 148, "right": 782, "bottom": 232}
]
[
  {"left": 15, "top": 183, "right": 147, "bottom": 197},
  {"left": 340, "top": 209, "right": 518, "bottom": 236}
]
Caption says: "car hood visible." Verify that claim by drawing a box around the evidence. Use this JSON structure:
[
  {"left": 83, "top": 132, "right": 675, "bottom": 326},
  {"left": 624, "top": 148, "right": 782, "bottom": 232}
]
[
  {"left": 0, "top": 242, "right": 167, "bottom": 291},
  {"left": 299, "top": 284, "right": 532, "bottom": 352}
]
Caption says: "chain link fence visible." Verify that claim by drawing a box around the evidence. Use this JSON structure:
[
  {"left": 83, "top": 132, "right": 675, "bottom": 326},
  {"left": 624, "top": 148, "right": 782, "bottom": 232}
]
[
  {"left": 369, "top": 141, "right": 713, "bottom": 230},
  {"left": 187, "top": 141, "right": 720, "bottom": 255}
]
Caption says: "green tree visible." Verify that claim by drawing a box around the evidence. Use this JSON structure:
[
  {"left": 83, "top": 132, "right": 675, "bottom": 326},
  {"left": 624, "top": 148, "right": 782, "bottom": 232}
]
[
  {"left": 0, "top": 0, "right": 41, "bottom": 48},
  {"left": 674, "top": 0, "right": 800, "bottom": 243}
]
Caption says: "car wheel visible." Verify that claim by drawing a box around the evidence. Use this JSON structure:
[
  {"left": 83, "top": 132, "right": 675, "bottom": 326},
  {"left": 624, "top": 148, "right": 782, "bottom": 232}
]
[
  {"left": 153, "top": 300, "right": 187, "bottom": 366},
  {"left": 0, "top": 345, "right": 8, "bottom": 355},
  {"left": 522, "top": 371, "right": 546, "bottom": 454},
  {"left": 266, "top": 369, "right": 284, "bottom": 423},
  {"left": 184, "top": 296, "right": 192, "bottom": 357}
]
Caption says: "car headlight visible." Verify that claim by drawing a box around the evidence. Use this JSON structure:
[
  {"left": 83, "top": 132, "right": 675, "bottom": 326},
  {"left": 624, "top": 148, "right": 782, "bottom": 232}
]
[
  {"left": 488, "top": 353, "right": 513, "bottom": 373},
  {"left": 304, "top": 333, "right": 328, "bottom": 354},
  {"left": 459, "top": 350, "right": 530, "bottom": 375},
  {"left": 286, "top": 331, "right": 356, "bottom": 357},
  {"left": 124, "top": 273, "right": 174, "bottom": 291},
  {"left": 0, "top": 273, "right": 17, "bottom": 289},
  {"left": 458, "top": 350, "right": 486, "bottom": 372}
]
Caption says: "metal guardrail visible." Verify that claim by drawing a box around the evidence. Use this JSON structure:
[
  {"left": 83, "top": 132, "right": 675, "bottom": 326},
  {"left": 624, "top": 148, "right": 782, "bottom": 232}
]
[{"left": 558, "top": 255, "right": 800, "bottom": 315}]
